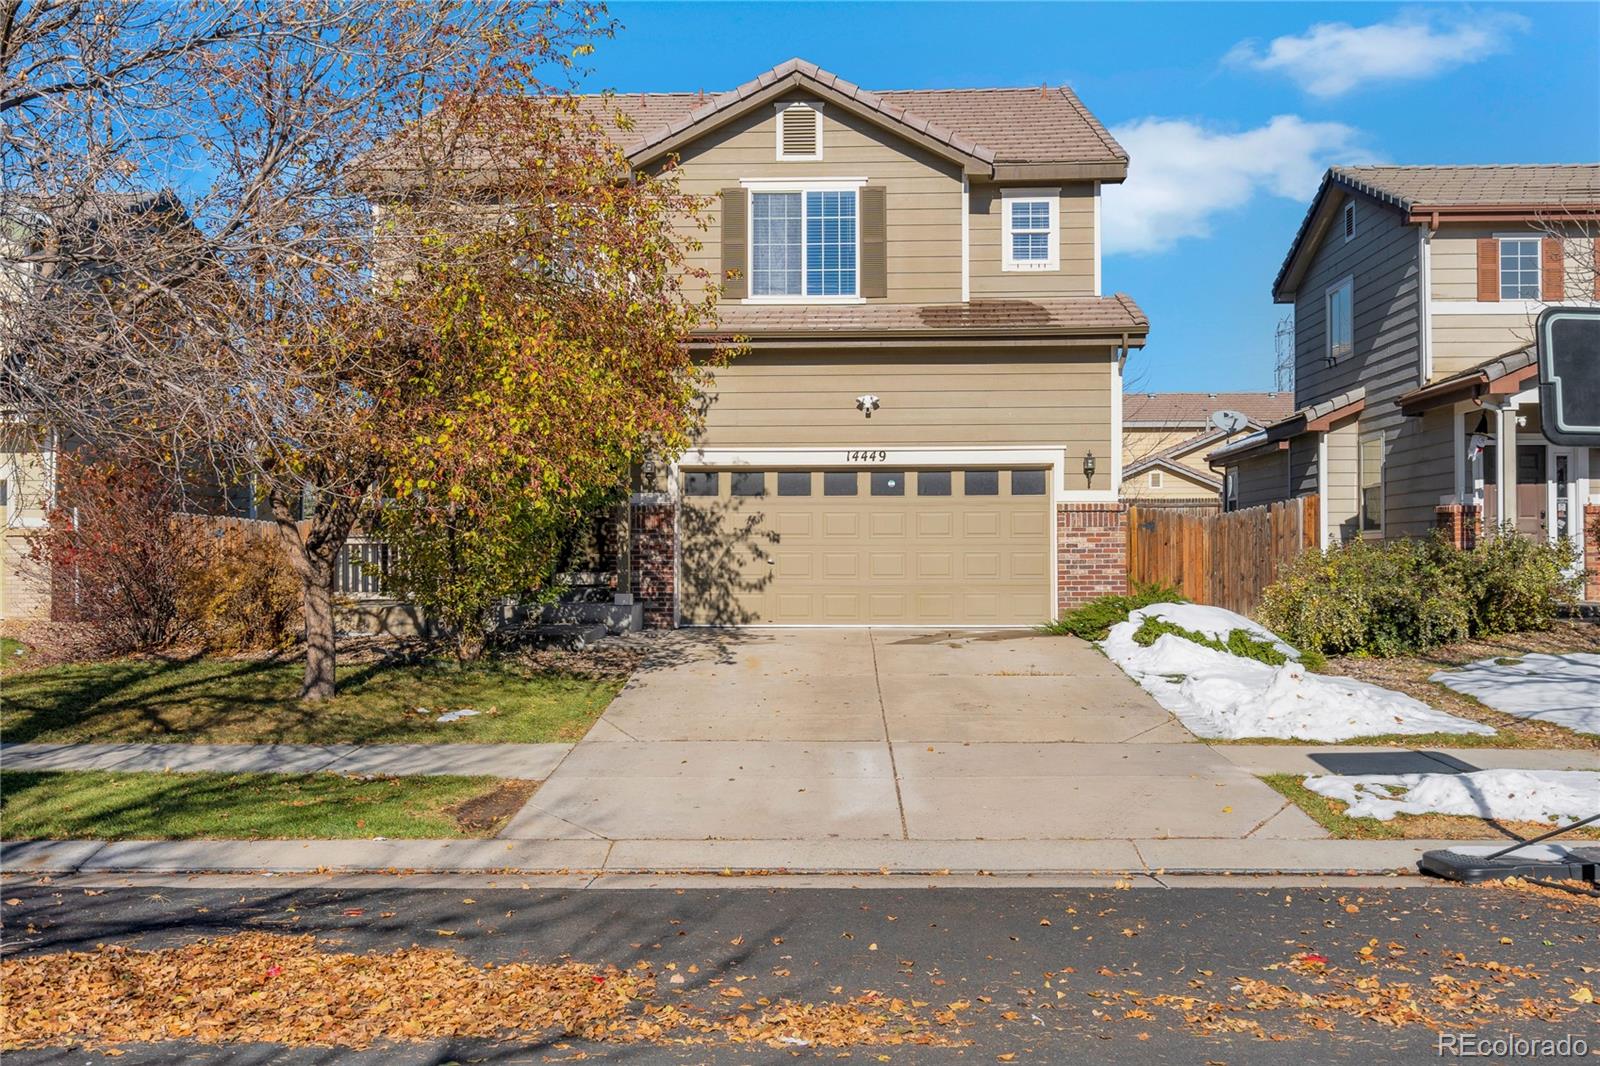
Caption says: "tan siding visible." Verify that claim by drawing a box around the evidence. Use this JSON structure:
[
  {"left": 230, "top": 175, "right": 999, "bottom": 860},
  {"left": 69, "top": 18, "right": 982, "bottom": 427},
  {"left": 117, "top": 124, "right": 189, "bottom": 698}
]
[
  {"left": 968, "top": 183, "right": 1096, "bottom": 297},
  {"left": 667, "top": 92, "right": 964, "bottom": 304},
  {"left": 1430, "top": 222, "right": 1598, "bottom": 302},
  {"left": 693, "top": 348, "right": 1116, "bottom": 493},
  {"left": 1234, "top": 452, "right": 1289, "bottom": 510},
  {"left": 0, "top": 533, "right": 50, "bottom": 620},
  {"left": 1325, "top": 418, "right": 1360, "bottom": 544},
  {"left": 1432, "top": 313, "right": 1540, "bottom": 377},
  {"left": 1121, "top": 464, "right": 1220, "bottom": 502}
]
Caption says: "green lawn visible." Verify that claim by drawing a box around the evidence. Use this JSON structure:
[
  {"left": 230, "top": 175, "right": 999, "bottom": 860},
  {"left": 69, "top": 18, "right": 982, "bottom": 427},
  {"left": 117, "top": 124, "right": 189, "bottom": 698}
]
[
  {"left": 0, "top": 655, "right": 622, "bottom": 745},
  {"left": 0, "top": 770, "right": 530, "bottom": 840},
  {"left": 0, "top": 635, "right": 28, "bottom": 665},
  {"left": 1261, "top": 773, "right": 1600, "bottom": 842}
]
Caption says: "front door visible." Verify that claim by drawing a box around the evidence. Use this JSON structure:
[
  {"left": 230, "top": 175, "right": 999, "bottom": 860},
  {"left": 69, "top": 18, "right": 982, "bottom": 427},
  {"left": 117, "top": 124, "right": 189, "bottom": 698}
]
[{"left": 1515, "top": 445, "right": 1547, "bottom": 539}]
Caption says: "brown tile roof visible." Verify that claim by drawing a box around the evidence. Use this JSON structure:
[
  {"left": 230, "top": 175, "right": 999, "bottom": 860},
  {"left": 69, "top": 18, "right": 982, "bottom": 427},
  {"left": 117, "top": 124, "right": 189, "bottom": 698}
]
[
  {"left": 1206, "top": 387, "right": 1367, "bottom": 467},
  {"left": 1332, "top": 165, "right": 1600, "bottom": 210},
  {"left": 1397, "top": 345, "right": 1537, "bottom": 415},
  {"left": 699, "top": 294, "right": 1147, "bottom": 340},
  {"left": 572, "top": 58, "right": 1127, "bottom": 170},
  {"left": 1123, "top": 391, "right": 1293, "bottom": 427}
]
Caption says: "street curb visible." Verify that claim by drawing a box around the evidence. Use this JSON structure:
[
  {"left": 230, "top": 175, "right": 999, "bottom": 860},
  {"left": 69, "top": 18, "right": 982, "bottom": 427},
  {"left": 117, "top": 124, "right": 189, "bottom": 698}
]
[{"left": 1, "top": 837, "right": 1481, "bottom": 878}]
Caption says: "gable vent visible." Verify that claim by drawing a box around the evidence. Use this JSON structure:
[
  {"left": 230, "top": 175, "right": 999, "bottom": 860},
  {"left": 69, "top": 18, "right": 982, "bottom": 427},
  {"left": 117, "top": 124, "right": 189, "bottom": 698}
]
[{"left": 777, "top": 103, "right": 821, "bottom": 160}]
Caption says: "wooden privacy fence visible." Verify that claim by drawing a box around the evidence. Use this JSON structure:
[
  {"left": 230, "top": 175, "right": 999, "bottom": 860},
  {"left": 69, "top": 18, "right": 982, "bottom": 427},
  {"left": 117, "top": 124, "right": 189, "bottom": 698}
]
[{"left": 1126, "top": 495, "right": 1320, "bottom": 616}]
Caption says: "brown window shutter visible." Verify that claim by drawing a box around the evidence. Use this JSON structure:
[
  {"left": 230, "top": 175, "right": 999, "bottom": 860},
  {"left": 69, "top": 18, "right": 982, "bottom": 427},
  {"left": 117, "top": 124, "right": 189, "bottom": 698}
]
[
  {"left": 1540, "top": 237, "right": 1564, "bottom": 300},
  {"left": 1475, "top": 237, "right": 1500, "bottom": 302},
  {"left": 859, "top": 185, "right": 887, "bottom": 299},
  {"left": 719, "top": 188, "right": 747, "bottom": 300}
]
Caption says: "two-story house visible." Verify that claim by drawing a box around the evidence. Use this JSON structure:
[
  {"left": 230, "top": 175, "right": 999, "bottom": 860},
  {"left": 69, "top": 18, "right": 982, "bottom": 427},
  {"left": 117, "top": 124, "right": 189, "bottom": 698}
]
[
  {"left": 583, "top": 59, "right": 1147, "bottom": 627},
  {"left": 1122, "top": 391, "right": 1290, "bottom": 508},
  {"left": 1210, "top": 165, "right": 1600, "bottom": 570}
]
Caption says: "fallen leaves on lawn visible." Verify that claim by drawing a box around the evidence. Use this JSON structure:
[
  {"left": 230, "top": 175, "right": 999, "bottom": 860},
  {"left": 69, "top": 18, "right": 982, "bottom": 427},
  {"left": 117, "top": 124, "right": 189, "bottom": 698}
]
[{"left": 1, "top": 933, "right": 968, "bottom": 1052}]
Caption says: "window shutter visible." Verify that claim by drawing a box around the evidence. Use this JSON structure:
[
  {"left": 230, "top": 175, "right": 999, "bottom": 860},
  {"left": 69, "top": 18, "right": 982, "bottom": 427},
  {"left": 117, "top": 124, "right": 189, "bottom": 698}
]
[
  {"left": 859, "top": 185, "right": 887, "bottom": 299},
  {"left": 1476, "top": 238, "right": 1500, "bottom": 302},
  {"left": 1541, "top": 237, "right": 1564, "bottom": 301},
  {"left": 719, "top": 188, "right": 747, "bottom": 300}
]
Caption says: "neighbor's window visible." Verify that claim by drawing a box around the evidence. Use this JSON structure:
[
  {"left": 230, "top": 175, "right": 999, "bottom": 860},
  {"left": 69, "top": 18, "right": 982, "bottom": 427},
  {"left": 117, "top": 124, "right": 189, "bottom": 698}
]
[
  {"left": 1359, "top": 432, "right": 1384, "bottom": 534},
  {"left": 1002, "top": 191, "right": 1057, "bottom": 271},
  {"left": 750, "top": 189, "right": 857, "bottom": 297},
  {"left": 1148, "top": 470, "right": 1164, "bottom": 489},
  {"left": 1223, "top": 469, "right": 1238, "bottom": 512},
  {"left": 683, "top": 471, "right": 718, "bottom": 497},
  {"left": 1499, "top": 237, "right": 1541, "bottom": 300},
  {"left": 1326, "top": 278, "right": 1353, "bottom": 364}
]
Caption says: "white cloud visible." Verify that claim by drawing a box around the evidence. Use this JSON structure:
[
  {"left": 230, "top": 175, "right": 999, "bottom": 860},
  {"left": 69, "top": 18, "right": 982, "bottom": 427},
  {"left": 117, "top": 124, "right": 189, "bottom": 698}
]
[
  {"left": 1226, "top": 11, "right": 1528, "bottom": 98},
  {"left": 1101, "top": 115, "right": 1368, "bottom": 256}
]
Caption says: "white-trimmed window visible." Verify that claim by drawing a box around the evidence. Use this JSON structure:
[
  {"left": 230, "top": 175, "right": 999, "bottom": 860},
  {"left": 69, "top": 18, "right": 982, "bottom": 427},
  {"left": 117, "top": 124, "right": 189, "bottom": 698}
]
[
  {"left": 1002, "top": 189, "right": 1059, "bottom": 271},
  {"left": 1341, "top": 200, "right": 1356, "bottom": 242},
  {"left": 1499, "top": 237, "right": 1540, "bottom": 299},
  {"left": 775, "top": 102, "right": 822, "bottom": 161},
  {"left": 1325, "top": 277, "right": 1353, "bottom": 365},
  {"left": 749, "top": 187, "right": 858, "bottom": 298},
  {"left": 1223, "top": 469, "right": 1238, "bottom": 512},
  {"left": 1147, "top": 470, "right": 1163, "bottom": 488},
  {"left": 1359, "top": 431, "right": 1384, "bottom": 534}
]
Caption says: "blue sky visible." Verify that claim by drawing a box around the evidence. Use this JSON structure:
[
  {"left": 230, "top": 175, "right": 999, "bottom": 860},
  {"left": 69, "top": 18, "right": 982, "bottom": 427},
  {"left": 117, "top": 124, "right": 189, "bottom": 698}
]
[{"left": 578, "top": 2, "right": 1600, "bottom": 394}]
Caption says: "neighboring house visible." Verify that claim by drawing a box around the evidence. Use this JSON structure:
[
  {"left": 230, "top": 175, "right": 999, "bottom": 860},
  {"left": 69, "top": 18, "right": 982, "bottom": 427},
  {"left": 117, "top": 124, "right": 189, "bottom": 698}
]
[
  {"left": 1122, "top": 391, "right": 1290, "bottom": 507},
  {"left": 584, "top": 58, "right": 1148, "bottom": 626},
  {"left": 1209, "top": 165, "right": 1600, "bottom": 569}
]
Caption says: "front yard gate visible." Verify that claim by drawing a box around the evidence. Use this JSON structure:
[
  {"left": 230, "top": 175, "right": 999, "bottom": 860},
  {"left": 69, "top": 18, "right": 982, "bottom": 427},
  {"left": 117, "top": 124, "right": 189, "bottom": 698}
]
[{"left": 1126, "top": 495, "right": 1320, "bottom": 616}]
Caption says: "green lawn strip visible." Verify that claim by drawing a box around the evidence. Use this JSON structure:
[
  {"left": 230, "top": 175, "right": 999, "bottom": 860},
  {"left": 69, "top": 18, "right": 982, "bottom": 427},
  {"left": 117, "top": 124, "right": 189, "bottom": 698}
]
[
  {"left": 0, "top": 636, "right": 28, "bottom": 663},
  {"left": 1212, "top": 730, "right": 1537, "bottom": 749},
  {"left": 0, "top": 770, "right": 526, "bottom": 840},
  {"left": 1259, "top": 773, "right": 1600, "bottom": 842},
  {"left": 0, "top": 656, "right": 622, "bottom": 745},
  {"left": 1260, "top": 773, "right": 1405, "bottom": 839}
]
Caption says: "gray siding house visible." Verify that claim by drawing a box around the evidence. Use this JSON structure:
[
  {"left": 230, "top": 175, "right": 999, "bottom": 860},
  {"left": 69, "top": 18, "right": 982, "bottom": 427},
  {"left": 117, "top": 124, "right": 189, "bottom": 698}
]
[{"left": 1211, "top": 165, "right": 1600, "bottom": 574}]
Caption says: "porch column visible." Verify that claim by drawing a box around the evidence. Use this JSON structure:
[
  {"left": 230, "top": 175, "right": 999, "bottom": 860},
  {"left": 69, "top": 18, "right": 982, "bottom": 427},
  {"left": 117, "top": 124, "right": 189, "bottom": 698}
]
[{"left": 1495, "top": 402, "right": 1517, "bottom": 534}]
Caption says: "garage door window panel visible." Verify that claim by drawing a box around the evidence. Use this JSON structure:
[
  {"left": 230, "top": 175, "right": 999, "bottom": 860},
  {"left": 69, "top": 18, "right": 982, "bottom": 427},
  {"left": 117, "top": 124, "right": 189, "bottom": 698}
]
[
  {"left": 917, "top": 470, "right": 952, "bottom": 496},
  {"left": 871, "top": 471, "right": 905, "bottom": 495},
  {"left": 1010, "top": 469, "right": 1047, "bottom": 496},
  {"left": 963, "top": 469, "right": 999, "bottom": 495},
  {"left": 777, "top": 471, "right": 812, "bottom": 496},
  {"left": 731, "top": 471, "right": 767, "bottom": 496},
  {"left": 683, "top": 471, "right": 719, "bottom": 497},
  {"left": 823, "top": 471, "right": 859, "bottom": 496}
]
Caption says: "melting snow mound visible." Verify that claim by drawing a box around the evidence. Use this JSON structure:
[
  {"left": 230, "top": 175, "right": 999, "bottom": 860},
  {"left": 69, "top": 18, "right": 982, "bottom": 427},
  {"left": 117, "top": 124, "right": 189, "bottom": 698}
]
[
  {"left": 1304, "top": 769, "right": 1599, "bottom": 824},
  {"left": 1101, "top": 604, "right": 1495, "bottom": 742},
  {"left": 1431, "top": 653, "right": 1600, "bottom": 736}
]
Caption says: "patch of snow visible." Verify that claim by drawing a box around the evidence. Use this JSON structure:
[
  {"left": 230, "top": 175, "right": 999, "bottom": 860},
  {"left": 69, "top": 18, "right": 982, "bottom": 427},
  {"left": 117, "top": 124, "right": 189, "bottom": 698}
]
[
  {"left": 1304, "top": 769, "right": 1600, "bottom": 824},
  {"left": 1101, "top": 604, "right": 1495, "bottom": 741},
  {"left": 436, "top": 709, "right": 480, "bottom": 723},
  {"left": 1430, "top": 653, "right": 1600, "bottom": 736},
  {"left": 1131, "top": 602, "right": 1299, "bottom": 658}
]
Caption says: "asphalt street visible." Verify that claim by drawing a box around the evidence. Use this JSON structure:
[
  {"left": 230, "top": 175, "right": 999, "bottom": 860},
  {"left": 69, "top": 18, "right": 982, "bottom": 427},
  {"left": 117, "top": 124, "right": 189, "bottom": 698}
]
[{"left": 2, "top": 879, "right": 1596, "bottom": 1064}]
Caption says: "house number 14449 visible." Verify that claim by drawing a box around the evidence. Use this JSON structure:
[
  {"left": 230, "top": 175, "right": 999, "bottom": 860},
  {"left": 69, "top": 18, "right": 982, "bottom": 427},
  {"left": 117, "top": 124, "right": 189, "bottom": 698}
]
[{"left": 846, "top": 450, "right": 887, "bottom": 463}]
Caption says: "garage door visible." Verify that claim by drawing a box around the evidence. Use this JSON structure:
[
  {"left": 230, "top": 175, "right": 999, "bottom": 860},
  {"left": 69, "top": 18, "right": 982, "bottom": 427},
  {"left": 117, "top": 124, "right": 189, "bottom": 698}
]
[{"left": 678, "top": 468, "right": 1051, "bottom": 625}]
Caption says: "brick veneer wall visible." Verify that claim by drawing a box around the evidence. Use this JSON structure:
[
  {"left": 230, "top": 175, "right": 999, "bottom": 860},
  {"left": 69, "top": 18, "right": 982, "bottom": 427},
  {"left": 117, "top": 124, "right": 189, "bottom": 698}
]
[
  {"left": 630, "top": 499, "right": 676, "bottom": 628},
  {"left": 1056, "top": 503, "right": 1128, "bottom": 611},
  {"left": 1434, "top": 503, "right": 1480, "bottom": 550},
  {"left": 1586, "top": 504, "right": 1600, "bottom": 602}
]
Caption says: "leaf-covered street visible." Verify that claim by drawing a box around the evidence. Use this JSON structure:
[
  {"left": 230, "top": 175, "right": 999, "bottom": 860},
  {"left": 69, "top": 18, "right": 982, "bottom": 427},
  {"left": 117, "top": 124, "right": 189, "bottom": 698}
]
[{"left": 3, "top": 880, "right": 1594, "bottom": 1063}]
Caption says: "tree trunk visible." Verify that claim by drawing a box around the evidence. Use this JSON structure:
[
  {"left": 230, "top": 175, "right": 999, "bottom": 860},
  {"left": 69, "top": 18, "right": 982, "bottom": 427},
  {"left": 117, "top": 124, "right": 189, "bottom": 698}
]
[{"left": 267, "top": 485, "right": 364, "bottom": 702}]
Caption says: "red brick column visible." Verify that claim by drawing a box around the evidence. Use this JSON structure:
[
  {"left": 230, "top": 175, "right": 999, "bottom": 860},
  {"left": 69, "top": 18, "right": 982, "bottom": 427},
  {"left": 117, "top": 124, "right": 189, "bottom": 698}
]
[
  {"left": 630, "top": 500, "right": 676, "bottom": 628},
  {"left": 1434, "top": 503, "right": 1480, "bottom": 550},
  {"left": 1057, "top": 503, "right": 1128, "bottom": 611},
  {"left": 1586, "top": 503, "right": 1600, "bottom": 602}
]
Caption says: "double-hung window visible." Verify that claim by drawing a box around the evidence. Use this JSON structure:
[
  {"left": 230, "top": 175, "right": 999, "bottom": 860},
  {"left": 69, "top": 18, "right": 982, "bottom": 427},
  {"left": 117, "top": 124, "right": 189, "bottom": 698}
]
[
  {"left": 1002, "top": 190, "right": 1059, "bottom": 271},
  {"left": 749, "top": 189, "right": 857, "bottom": 298},
  {"left": 1359, "top": 431, "right": 1384, "bottom": 534},
  {"left": 1326, "top": 278, "right": 1353, "bottom": 365},
  {"left": 1499, "top": 237, "right": 1540, "bottom": 299}
]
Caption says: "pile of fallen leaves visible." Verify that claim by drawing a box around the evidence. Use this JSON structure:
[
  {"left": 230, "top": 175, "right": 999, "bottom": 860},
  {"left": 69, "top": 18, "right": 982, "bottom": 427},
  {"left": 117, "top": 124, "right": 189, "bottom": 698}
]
[{"left": 0, "top": 933, "right": 964, "bottom": 1052}]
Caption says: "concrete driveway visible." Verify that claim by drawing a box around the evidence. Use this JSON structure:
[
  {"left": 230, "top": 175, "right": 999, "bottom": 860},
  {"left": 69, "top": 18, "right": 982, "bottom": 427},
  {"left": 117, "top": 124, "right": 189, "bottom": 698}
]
[{"left": 505, "top": 629, "right": 1320, "bottom": 844}]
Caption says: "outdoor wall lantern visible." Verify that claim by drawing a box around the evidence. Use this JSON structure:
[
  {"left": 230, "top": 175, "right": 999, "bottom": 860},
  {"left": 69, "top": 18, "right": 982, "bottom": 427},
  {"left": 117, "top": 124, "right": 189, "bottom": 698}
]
[
  {"left": 1082, "top": 451, "right": 1096, "bottom": 486},
  {"left": 855, "top": 394, "right": 880, "bottom": 418}
]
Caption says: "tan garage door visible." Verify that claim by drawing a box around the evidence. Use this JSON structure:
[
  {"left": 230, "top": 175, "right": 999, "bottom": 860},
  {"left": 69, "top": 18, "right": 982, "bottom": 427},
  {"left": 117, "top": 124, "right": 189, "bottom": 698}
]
[{"left": 678, "top": 468, "right": 1051, "bottom": 625}]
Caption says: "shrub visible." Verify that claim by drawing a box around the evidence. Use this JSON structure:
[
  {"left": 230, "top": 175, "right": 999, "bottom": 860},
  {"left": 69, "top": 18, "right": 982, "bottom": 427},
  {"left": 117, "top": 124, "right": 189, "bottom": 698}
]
[
  {"left": 1261, "top": 529, "right": 1579, "bottom": 658},
  {"left": 1042, "top": 581, "right": 1185, "bottom": 640},
  {"left": 179, "top": 525, "right": 303, "bottom": 653}
]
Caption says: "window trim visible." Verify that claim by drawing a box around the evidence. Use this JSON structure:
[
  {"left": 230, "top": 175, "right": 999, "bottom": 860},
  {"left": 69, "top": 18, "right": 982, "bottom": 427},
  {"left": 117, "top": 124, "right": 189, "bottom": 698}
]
[
  {"left": 1000, "top": 187, "right": 1060, "bottom": 272},
  {"left": 1358, "top": 430, "right": 1385, "bottom": 537},
  {"left": 740, "top": 179, "right": 866, "bottom": 304},
  {"left": 1325, "top": 276, "right": 1354, "bottom": 365},
  {"left": 774, "top": 101, "right": 823, "bottom": 162},
  {"left": 1147, "top": 470, "right": 1163, "bottom": 489},
  {"left": 1496, "top": 234, "right": 1541, "bottom": 301}
]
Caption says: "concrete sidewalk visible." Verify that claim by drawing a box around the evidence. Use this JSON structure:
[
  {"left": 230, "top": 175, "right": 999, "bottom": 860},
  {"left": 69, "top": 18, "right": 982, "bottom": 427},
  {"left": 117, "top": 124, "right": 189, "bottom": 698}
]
[
  {"left": 0, "top": 835, "right": 1497, "bottom": 878},
  {"left": 0, "top": 742, "right": 572, "bottom": 778}
]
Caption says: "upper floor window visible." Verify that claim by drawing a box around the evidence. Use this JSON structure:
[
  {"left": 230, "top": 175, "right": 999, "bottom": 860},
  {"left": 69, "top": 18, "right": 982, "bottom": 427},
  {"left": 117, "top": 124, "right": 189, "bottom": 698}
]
[
  {"left": 775, "top": 103, "right": 822, "bottom": 161},
  {"left": 1499, "top": 237, "right": 1540, "bottom": 299},
  {"left": 1002, "top": 189, "right": 1058, "bottom": 271},
  {"left": 1325, "top": 277, "right": 1353, "bottom": 365},
  {"left": 750, "top": 188, "right": 857, "bottom": 298}
]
